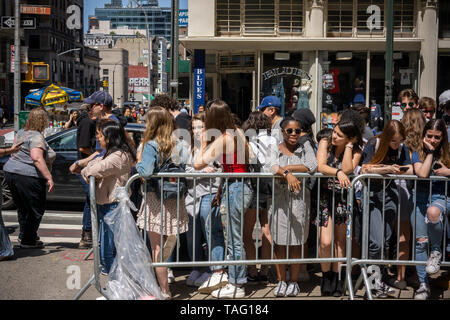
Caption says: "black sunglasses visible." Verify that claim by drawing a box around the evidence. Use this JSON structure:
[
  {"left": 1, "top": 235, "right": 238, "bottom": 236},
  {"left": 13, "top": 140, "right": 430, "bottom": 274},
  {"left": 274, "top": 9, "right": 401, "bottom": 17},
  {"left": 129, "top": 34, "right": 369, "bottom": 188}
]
[
  {"left": 284, "top": 128, "right": 301, "bottom": 135},
  {"left": 400, "top": 102, "right": 415, "bottom": 109}
]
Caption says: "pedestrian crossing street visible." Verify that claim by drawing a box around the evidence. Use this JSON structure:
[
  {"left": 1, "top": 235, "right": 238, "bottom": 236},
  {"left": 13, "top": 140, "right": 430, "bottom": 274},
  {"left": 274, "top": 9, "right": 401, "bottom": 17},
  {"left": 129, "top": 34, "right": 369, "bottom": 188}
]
[{"left": 3, "top": 210, "right": 83, "bottom": 245}]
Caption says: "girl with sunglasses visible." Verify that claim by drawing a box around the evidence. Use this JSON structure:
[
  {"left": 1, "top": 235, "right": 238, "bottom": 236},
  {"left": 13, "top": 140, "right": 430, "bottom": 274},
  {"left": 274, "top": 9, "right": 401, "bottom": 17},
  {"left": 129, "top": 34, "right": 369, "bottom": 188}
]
[
  {"left": 267, "top": 117, "right": 317, "bottom": 297},
  {"left": 411, "top": 119, "right": 450, "bottom": 300},
  {"left": 316, "top": 116, "right": 363, "bottom": 297}
]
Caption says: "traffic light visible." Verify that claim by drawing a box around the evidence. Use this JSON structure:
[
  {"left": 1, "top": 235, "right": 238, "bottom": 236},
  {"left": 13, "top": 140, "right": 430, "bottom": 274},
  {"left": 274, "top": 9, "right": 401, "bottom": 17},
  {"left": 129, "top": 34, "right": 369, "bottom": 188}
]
[
  {"left": 22, "top": 62, "right": 49, "bottom": 83},
  {"left": 103, "top": 80, "right": 109, "bottom": 87}
]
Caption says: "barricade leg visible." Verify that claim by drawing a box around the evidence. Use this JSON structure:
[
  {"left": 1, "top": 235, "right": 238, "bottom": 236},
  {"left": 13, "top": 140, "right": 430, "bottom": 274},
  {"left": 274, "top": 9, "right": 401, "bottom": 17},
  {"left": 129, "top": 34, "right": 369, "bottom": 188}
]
[
  {"left": 73, "top": 274, "right": 95, "bottom": 300},
  {"left": 360, "top": 265, "right": 374, "bottom": 300},
  {"left": 83, "top": 248, "right": 93, "bottom": 260}
]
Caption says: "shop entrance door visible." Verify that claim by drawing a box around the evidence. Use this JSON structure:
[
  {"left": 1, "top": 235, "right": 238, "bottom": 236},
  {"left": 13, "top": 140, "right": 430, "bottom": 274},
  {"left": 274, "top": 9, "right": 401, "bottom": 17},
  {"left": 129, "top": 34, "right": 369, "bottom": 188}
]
[{"left": 220, "top": 73, "right": 253, "bottom": 123}]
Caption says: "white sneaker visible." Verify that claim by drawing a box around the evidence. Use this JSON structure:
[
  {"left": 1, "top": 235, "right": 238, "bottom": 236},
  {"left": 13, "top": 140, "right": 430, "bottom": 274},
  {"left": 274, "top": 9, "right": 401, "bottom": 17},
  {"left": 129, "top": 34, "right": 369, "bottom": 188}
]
[
  {"left": 286, "top": 282, "right": 300, "bottom": 297},
  {"left": 96, "top": 296, "right": 107, "bottom": 300},
  {"left": 426, "top": 251, "right": 442, "bottom": 275},
  {"left": 167, "top": 268, "right": 175, "bottom": 284},
  {"left": 211, "top": 283, "right": 245, "bottom": 299},
  {"left": 198, "top": 272, "right": 228, "bottom": 294},
  {"left": 273, "top": 281, "right": 287, "bottom": 297},
  {"left": 414, "top": 283, "right": 430, "bottom": 300},
  {"left": 194, "top": 272, "right": 212, "bottom": 287},
  {"left": 186, "top": 270, "right": 202, "bottom": 287}
]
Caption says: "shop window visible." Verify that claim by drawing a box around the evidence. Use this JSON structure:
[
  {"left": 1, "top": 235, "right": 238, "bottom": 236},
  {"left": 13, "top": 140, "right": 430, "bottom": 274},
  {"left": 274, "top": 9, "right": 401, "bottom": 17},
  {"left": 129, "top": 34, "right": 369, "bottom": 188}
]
[
  {"left": 393, "top": 0, "right": 415, "bottom": 36},
  {"left": 357, "top": 0, "right": 384, "bottom": 36},
  {"left": 278, "top": 0, "right": 303, "bottom": 34},
  {"left": 327, "top": 0, "right": 354, "bottom": 37},
  {"left": 219, "top": 53, "right": 255, "bottom": 69},
  {"left": 439, "top": 1, "right": 450, "bottom": 38}
]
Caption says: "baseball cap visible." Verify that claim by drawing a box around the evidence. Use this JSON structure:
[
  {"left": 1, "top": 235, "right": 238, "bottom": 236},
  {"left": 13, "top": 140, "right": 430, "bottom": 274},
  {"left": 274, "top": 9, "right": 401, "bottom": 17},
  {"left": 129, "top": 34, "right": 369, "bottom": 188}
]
[
  {"left": 83, "top": 91, "right": 113, "bottom": 108},
  {"left": 292, "top": 108, "right": 316, "bottom": 130},
  {"left": 257, "top": 96, "right": 281, "bottom": 110},
  {"left": 438, "top": 90, "right": 450, "bottom": 106}
]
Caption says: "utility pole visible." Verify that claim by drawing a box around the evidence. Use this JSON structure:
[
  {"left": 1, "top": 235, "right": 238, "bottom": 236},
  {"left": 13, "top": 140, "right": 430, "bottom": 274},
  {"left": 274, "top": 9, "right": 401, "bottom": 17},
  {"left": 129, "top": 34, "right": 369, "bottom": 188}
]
[
  {"left": 14, "top": 0, "right": 21, "bottom": 133},
  {"left": 384, "top": 0, "right": 394, "bottom": 124},
  {"left": 170, "top": 0, "right": 179, "bottom": 99}
]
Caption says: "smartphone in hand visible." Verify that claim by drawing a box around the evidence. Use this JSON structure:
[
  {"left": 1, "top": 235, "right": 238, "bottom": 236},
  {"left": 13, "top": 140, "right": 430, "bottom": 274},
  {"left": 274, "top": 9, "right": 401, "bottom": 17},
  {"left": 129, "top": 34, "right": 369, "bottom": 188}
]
[
  {"left": 399, "top": 166, "right": 409, "bottom": 172},
  {"left": 433, "top": 162, "right": 442, "bottom": 170}
]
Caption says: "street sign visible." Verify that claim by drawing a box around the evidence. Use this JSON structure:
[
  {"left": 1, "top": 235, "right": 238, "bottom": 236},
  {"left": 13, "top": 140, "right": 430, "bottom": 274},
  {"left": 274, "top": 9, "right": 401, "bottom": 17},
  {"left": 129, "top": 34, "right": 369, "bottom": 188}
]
[
  {"left": 1, "top": 16, "right": 36, "bottom": 29},
  {"left": 20, "top": 5, "right": 51, "bottom": 15}
]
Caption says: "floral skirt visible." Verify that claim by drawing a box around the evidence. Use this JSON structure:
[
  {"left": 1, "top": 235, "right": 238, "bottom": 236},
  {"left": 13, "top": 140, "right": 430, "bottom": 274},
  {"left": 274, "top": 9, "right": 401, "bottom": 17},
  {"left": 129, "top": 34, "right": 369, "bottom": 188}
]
[{"left": 136, "top": 192, "right": 189, "bottom": 236}]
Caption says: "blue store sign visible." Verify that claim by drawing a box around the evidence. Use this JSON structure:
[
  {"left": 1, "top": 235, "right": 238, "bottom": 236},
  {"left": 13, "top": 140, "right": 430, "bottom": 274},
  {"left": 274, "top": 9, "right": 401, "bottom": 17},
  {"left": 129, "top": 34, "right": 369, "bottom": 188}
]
[
  {"left": 194, "top": 68, "right": 205, "bottom": 113},
  {"left": 179, "top": 9, "right": 188, "bottom": 27}
]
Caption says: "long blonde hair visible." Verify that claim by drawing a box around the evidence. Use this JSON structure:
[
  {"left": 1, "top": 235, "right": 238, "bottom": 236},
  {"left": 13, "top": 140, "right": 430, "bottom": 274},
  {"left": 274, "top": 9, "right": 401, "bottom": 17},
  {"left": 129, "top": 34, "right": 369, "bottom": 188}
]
[
  {"left": 401, "top": 108, "right": 426, "bottom": 153},
  {"left": 23, "top": 108, "right": 48, "bottom": 133},
  {"left": 142, "top": 107, "right": 176, "bottom": 164}
]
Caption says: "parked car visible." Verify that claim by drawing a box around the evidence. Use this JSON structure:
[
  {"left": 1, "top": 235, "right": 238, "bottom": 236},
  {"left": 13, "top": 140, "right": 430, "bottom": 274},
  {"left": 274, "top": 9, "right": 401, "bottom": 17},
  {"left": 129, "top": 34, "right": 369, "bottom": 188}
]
[{"left": 0, "top": 123, "right": 145, "bottom": 209}]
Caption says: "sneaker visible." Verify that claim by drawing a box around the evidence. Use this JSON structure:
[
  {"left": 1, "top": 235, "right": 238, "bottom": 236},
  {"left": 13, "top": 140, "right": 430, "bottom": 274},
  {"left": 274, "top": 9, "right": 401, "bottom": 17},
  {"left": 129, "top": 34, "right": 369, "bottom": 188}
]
[
  {"left": 211, "top": 283, "right": 245, "bottom": 299},
  {"left": 414, "top": 283, "right": 430, "bottom": 300},
  {"left": 161, "top": 291, "right": 172, "bottom": 300},
  {"left": 198, "top": 272, "right": 229, "bottom": 294},
  {"left": 19, "top": 240, "right": 44, "bottom": 249},
  {"left": 285, "top": 282, "right": 300, "bottom": 297},
  {"left": 193, "top": 272, "right": 212, "bottom": 287},
  {"left": 186, "top": 270, "right": 202, "bottom": 287},
  {"left": 167, "top": 268, "right": 175, "bottom": 284},
  {"left": 372, "top": 279, "right": 395, "bottom": 298},
  {"left": 426, "top": 251, "right": 442, "bottom": 275},
  {"left": 273, "top": 281, "right": 287, "bottom": 297}
]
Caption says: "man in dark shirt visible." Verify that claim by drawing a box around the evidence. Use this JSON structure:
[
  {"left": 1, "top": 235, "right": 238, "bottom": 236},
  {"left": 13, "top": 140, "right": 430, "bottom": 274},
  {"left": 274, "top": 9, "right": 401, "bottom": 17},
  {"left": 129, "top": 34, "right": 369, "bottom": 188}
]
[{"left": 75, "top": 104, "right": 96, "bottom": 248}]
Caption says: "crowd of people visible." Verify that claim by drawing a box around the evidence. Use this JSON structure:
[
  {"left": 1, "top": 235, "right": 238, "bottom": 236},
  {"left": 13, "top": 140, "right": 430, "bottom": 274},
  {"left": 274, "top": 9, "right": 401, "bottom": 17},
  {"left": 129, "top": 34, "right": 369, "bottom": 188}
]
[{"left": 0, "top": 87, "right": 449, "bottom": 301}]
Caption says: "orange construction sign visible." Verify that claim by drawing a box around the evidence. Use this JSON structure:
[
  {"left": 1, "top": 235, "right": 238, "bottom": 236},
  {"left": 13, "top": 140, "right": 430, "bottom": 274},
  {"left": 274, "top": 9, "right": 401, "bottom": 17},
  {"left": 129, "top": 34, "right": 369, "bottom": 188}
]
[{"left": 20, "top": 5, "right": 51, "bottom": 15}]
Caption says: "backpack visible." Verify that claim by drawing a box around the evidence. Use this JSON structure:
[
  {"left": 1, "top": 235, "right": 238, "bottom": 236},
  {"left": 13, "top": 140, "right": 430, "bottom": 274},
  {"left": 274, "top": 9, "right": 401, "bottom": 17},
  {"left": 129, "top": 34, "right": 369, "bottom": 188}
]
[
  {"left": 112, "top": 108, "right": 128, "bottom": 127},
  {"left": 147, "top": 143, "right": 187, "bottom": 200}
]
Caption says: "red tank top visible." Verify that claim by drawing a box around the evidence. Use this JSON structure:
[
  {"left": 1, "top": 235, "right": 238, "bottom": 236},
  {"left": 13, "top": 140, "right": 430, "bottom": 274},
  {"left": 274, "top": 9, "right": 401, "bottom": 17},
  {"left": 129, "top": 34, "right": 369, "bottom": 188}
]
[{"left": 222, "top": 152, "right": 248, "bottom": 173}]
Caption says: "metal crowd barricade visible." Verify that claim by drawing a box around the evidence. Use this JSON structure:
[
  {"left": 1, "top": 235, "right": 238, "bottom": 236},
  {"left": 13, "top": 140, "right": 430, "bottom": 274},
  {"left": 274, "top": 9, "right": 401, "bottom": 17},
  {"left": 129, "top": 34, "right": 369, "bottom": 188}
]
[
  {"left": 347, "top": 174, "right": 450, "bottom": 300},
  {"left": 74, "top": 176, "right": 111, "bottom": 300}
]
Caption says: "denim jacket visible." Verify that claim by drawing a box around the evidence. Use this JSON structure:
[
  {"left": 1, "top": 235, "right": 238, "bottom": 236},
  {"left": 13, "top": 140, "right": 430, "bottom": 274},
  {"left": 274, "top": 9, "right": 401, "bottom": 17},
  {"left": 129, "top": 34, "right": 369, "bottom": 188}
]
[{"left": 136, "top": 139, "right": 189, "bottom": 180}]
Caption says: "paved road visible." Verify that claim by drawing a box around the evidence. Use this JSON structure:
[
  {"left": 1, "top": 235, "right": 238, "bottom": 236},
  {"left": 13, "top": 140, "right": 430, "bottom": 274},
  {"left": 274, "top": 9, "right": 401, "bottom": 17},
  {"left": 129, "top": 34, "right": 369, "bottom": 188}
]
[{"left": 1, "top": 204, "right": 449, "bottom": 300}]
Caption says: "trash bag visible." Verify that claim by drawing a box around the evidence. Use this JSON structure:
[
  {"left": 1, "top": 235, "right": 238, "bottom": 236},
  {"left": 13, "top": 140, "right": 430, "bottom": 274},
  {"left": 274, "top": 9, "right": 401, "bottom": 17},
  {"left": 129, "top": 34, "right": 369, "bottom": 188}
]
[{"left": 104, "top": 187, "right": 163, "bottom": 300}]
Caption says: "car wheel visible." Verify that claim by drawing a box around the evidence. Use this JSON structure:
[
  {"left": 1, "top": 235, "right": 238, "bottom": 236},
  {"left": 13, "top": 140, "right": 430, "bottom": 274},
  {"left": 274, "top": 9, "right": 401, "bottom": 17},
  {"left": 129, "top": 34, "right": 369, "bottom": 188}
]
[{"left": 1, "top": 173, "right": 15, "bottom": 210}]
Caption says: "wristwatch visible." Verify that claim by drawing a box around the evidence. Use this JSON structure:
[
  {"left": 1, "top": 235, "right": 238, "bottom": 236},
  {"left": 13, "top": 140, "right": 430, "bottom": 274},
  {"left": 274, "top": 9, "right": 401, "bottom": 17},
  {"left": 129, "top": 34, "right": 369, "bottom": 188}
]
[
  {"left": 424, "top": 149, "right": 435, "bottom": 155},
  {"left": 283, "top": 169, "right": 291, "bottom": 178}
]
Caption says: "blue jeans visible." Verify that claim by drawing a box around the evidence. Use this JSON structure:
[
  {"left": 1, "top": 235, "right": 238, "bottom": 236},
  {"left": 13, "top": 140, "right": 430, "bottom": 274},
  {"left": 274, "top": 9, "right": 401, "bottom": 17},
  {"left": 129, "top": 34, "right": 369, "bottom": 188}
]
[
  {"left": 412, "top": 193, "right": 450, "bottom": 284},
  {"left": 221, "top": 182, "right": 253, "bottom": 285},
  {"left": 98, "top": 202, "right": 118, "bottom": 273},
  {"left": 187, "top": 193, "right": 225, "bottom": 272},
  {"left": 77, "top": 174, "right": 92, "bottom": 231}
]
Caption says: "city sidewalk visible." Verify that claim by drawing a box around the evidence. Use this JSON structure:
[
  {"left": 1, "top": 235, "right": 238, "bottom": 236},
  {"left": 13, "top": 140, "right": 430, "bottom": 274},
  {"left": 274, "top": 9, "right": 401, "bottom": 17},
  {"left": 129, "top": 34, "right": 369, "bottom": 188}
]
[{"left": 0, "top": 243, "right": 449, "bottom": 300}]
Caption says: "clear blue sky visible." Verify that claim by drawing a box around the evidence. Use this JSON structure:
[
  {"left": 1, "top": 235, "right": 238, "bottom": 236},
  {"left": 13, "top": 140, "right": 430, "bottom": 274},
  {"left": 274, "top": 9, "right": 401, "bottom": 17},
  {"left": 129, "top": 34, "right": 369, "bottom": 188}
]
[{"left": 84, "top": 0, "right": 188, "bottom": 32}]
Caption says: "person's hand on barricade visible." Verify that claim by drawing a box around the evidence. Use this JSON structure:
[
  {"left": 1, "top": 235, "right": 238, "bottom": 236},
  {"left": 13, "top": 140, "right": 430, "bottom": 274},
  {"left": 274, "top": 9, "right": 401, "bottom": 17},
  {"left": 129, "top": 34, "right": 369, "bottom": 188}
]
[
  {"left": 202, "top": 166, "right": 215, "bottom": 173},
  {"left": 69, "top": 161, "right": 82, "bottom": 174},
  {"left": 390, "top": 164, "right": 403, "bottom": 174},
  {"left": 337, "top": 170, "right": 351, "bottom": 189},
  {"left": 286, "top": 172, "right": 301, "bottom": 193},
  {"left": 434, "top": 162, "right": 450, "bottom": 177}
]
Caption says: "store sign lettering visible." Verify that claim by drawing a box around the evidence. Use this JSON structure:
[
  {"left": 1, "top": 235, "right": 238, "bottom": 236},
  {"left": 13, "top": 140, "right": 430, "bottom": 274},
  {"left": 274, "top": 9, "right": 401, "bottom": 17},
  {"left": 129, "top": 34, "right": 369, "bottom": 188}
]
[
  {"left": 262, "top": 67, "right": 312, "bottom": 81},
  {"left": 84, "top": 37, "right": 116, "bottom": 47},
  {"left": 194, "top": 68, "right": 205, "bottom": 110},
  {"left": 366, "top": 5, "right": 381, "bottom": 31}
]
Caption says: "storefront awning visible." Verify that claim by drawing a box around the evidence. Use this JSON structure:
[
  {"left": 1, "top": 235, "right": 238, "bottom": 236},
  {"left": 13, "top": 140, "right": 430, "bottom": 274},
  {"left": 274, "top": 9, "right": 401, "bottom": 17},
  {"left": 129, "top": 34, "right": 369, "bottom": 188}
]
[{"left": 181, "top": 37, "right": 423, "bottom": 52}]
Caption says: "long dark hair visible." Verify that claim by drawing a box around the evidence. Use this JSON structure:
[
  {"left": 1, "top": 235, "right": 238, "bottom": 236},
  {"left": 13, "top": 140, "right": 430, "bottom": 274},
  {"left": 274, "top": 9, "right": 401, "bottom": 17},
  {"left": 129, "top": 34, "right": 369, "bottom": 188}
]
[
  {"left": 331, "top": 118, "right": 363, "bottom": 152},
  {"left": 242, "top": 111, "right": 271, "bottom": 133},
  {"left": 418, "top": 119, "right": 450, "bottom": 166},
  {"left": 99, "top": 120, "right": 136, "bottom": 162}
]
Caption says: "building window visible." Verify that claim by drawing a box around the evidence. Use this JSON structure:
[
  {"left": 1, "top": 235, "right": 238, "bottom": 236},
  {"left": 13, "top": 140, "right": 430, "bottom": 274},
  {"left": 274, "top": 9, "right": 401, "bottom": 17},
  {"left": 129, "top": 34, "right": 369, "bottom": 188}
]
[
  {"left": 219, "top": 53, "right": 255, "bottom": 69},
  {"left": 393, "top": 0, "right": 415, "bottom": 36},
  {"left": 217, "top": 0, "right": 241, "bottom": 35},
  {"left": 327, "top": 0, "right": 353, "bottom": 36},
  {"left": 279, "top": 0, "right": 303, "bottom": 34},
  {"left": 243, "top": 0, "right": 275, "bottom": 35},
  {"left": 216, "top": 0, "right": 303, "bottom": 36},
  {"left": 103, "top": 69, "right": 109, "bottom": 75},
  {"left": 439, "top": 0, "right": 450, "bottom": 38}
]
